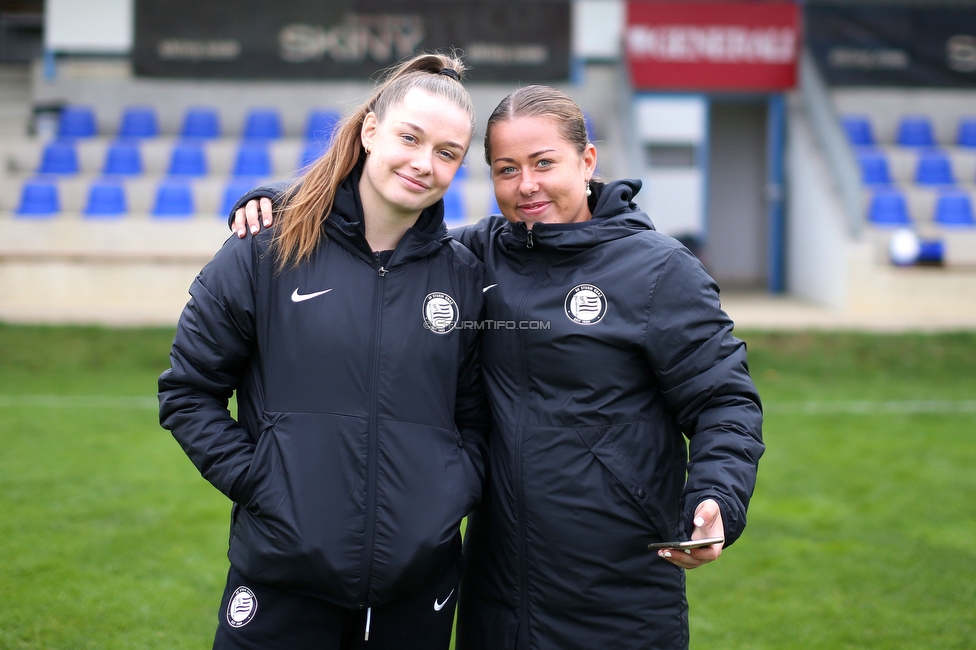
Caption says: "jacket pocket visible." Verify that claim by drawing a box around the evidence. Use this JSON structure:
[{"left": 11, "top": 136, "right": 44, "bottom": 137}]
[
  {"left": 230, "top": 412, "right": 369, "bottom": 603},
  {"left": 236, "top": 412, "right": 285, "bottom": 515},
  {"left": 574, "top": 420, "right": 683, "bottom": 540},
  {"left": 234, "top": 413, "right": 299, "bottom": 540}
]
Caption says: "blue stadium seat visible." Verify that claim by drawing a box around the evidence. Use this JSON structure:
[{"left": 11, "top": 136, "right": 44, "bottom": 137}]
[
  {"left": 243, "top": 108, "right": 282, "bottom": 140},
  {"left": 16, "top": 178, "right": 60, "bottom": 216},
  {"left": 38, "top": 140, "right": 79, "bottom": 175},
  {"left": 57, "top": 105, "right": 97, "bottom": 138},
  {"left": 305, "top": 108, "right": 341, "bottom": 143},
  {"left": 84, "top": 179, "right": 127, "bottom": 217},
  {"left": 867, "top": 188, "right": 911, "bottom": 226},
  {"left": 118, "top": 106, "right": 158, "bottom": 138},
  {"left": 221, "top": 177, "right": 262, "bottom": 216},
  {"left": 914, "top": 150, "right": 955, "bottom": 185},
  {"left": 957, "top": 117, "right": 976, "bottom": 148},
  {"left": 856, "top": 149, "right": 891, "bottom": 186},
  {"left": 233, "top": 142, "right": 271, "bottom": 177},
  {"left": 152, "top": 179, "right": 194, "bottom": 217},
  {"left": 897, "top": 116, "right": 936, "bottom": 147},
  {"left": 298, "top": 140, "right": 327, "bottom": 171},
  {"left": 442, "top": 183, "right": 466, "bottom": 226},
  {"left": 102, "top": 141, "right": 143, "bottom": 176},
  {"left": 841, "top": 115, "right": 875, "bottom": 146},
  {"left": 934, "top": 190, "right": 975, "bottom": 227},
  {"left": 168, "top": 141, "right": 208, "bottom": 176},
  {"left": 180, "top": 107, "right": 220, "bottom": 139}
]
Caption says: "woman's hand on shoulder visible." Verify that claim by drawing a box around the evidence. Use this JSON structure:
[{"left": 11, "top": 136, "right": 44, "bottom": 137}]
[{"left": 233, "top": 197, "right": 275, "bottom": 238}]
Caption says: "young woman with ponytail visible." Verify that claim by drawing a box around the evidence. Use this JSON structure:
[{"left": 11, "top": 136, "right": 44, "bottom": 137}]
[{"left": 159, "top": 53, "right": 489, "bottom": 650}]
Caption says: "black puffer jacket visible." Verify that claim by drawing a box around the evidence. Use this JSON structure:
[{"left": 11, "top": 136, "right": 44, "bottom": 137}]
[
  {"left": 160, "top": 168, "right": 489, "bottom": 608},
  {"left": 452, "top": 179, "right": 764, "bottom": 650}
]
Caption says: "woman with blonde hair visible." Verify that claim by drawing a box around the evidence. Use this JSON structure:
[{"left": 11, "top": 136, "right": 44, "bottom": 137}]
[{"left": 159, "top": 53, "right": 489, "bottom": 650}]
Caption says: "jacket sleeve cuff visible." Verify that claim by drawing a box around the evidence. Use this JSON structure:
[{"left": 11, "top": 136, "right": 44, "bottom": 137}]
[{"left": 681, "top": 490, "right": 741, "bottom": 546}]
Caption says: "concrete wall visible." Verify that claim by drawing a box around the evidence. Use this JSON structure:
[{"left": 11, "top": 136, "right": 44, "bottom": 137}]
[
  {"left": 0, "top": 216, "right": 228, "bottom": 325},
  {"left": 785, "top": 95, "right": 852, "bottom": 309}
]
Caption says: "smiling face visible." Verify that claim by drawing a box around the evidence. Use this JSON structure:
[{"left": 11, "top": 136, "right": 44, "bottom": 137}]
[
  {"left": 488, "top": 115, "right": 597, "bottom": 229},
  {"left": 359, "top": 88, "right": 472, "bottom": 222}
]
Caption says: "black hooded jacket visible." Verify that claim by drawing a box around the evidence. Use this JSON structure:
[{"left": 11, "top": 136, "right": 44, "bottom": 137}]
[
  {"left": 451, "top": 179, "right": 764, "bottom": 650},
  {"left": 224, "top": 178, "right": 763, "bottom": 648},
  {"left": 160, "top": 168, "right": 489, "bottom": 608}
]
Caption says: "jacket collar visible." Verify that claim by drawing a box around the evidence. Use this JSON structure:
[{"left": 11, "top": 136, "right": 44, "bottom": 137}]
[
  {"left": 498, "top": 179, "right": 655, "bottom": 253},
  {"left": 324, "top": 162, "right": 451, "bottom": 266}
]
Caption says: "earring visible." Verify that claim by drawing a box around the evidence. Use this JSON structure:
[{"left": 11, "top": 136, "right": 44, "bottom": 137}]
[
  {"left": 585, "top": 181, "right": 592, "bottom": 197},
  {"left": 365, "top": 145, "right": 370, "bottom": 155}
]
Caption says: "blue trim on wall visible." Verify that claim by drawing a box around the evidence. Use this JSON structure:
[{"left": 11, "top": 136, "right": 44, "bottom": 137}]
[{"left": 766, "top": 93, "right": 787, "bottom": 293}]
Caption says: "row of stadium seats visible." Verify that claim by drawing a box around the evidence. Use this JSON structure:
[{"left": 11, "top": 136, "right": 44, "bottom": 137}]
[
  {"left": 867, "top": 187, "right": 975, "bottom": 227},
  {"left": 27, "top": 137, "right": 478, "bottom": 180},
  {"left": 53, "top": 104, "right": 342, "bottom": 141},
  {"left": 16, "top": 176, "right": 265, "bottom": 217},
  {"left": 856, "top": 148, "right": 976, "bottom": 187},
  {"left": 843, "top": 114, "right": 976, "bottom": 148},
  {"left": 13, "top": 175, "right": 472, "bottom": 223},
  {"left": 35, "top": 138, "right": 328, "bottom": 177}
]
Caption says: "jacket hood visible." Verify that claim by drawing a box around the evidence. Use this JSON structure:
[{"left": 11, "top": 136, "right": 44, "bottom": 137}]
[{"left": 498, "top": 179, "right": 656, "bottom": 253}]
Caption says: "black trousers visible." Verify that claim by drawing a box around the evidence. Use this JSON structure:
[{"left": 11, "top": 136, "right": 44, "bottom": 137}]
[{"left": 213, "top": 562, "right": 462, "bottom": 650}]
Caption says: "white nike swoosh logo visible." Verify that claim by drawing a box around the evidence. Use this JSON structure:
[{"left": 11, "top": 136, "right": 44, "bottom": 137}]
[
  {"left": 433, "top": 588, "right": 455, "bottom": 611},
  {"left": 291, "top": 288, "right": 333, "bottom": 303},
  {"left": 483, "top": 284, "right": 498, "bottom": 293}
]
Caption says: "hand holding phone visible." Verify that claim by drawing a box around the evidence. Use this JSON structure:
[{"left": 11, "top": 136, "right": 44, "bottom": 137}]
[{"left": 647, "top": 536, "right": 724, "bottom": 551}]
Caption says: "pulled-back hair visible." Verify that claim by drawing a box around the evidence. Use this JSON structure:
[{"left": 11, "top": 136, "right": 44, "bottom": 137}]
[
  {"left": 273, "top": 52, "right": 475, "bottom": 270},
  {"left": 484, "top": 85, "right": 590, "bottom": 166}
]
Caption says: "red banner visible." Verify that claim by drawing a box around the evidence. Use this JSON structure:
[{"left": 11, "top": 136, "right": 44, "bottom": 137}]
[{"left": 625, "top": 1, "right": 800, "bottom": 91}]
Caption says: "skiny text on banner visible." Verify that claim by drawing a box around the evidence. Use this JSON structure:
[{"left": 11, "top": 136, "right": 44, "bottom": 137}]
[{"left": 133, "top": 0, "right": 570, "bottom": 81}]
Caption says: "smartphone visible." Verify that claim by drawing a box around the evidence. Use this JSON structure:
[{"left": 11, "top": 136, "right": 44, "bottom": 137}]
[{"left": 647, "top": 536, "right": 725, "bottom": 551}]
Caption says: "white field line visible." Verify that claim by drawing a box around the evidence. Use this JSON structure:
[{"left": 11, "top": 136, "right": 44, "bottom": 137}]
[
  {"left": 768, "top": 400, "right": 976, "bottom": 415},
  {"left": 0, "top": 395, "right": 158, "bottom": 409},
  {"left": 0, "top": 396, "right": 973, "bottom": 415}
]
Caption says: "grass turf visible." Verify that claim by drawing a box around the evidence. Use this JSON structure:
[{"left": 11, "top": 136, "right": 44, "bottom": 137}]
[
  {"left": 688, "top": 331, "right": 976, "bottom": 649},
  {"left": 1, "top": 325, "right": 974, "bottom": 648}
]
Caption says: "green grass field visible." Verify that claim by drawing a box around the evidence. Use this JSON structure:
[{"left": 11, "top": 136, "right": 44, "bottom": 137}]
[{"left": 1, "top": 324, "right": 974, "bottom": 649}]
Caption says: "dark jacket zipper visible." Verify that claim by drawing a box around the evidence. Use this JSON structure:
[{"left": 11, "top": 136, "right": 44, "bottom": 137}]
[
  {"left": 514, "top": 265, "right": 543, "bottom": 649},
  {"left": 359, "top": 264, "right": 387, "bottom": 606}
]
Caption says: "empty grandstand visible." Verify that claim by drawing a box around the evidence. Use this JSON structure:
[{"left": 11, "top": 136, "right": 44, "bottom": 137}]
[{"left": 1, "top": 0, "right": 975, "bottom": 325}]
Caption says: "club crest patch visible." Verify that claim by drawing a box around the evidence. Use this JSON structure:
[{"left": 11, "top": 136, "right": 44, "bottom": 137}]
[
  {"left": 226, "top": 586, "right": 257, "bottom": 628},
  {"left": 423, "top": 292, "right": 459, "bottom": 334},
  {"left": 564, "top": 284, "right": 607, "bottom": 325}
]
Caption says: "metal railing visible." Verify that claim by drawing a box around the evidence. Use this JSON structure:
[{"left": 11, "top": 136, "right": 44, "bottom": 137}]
[{"left": 798, "top": 48, "right": 863, "bottom": 239}]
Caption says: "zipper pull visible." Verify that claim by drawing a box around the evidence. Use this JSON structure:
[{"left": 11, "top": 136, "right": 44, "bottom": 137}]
[
  {"left": 525, "top": 230, "right": 534, "bottom": 249},
  {"left": 378, "top": 266, "right": 388, "bottom": 277}
]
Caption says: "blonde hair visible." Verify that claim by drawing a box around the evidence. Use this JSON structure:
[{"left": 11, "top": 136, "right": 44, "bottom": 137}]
[
  {"left": 273, "top": 52, "right": 474, "bottom": 270},
  {"left": 484, "top": 85, "right": 590, "bottom": 165}
]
